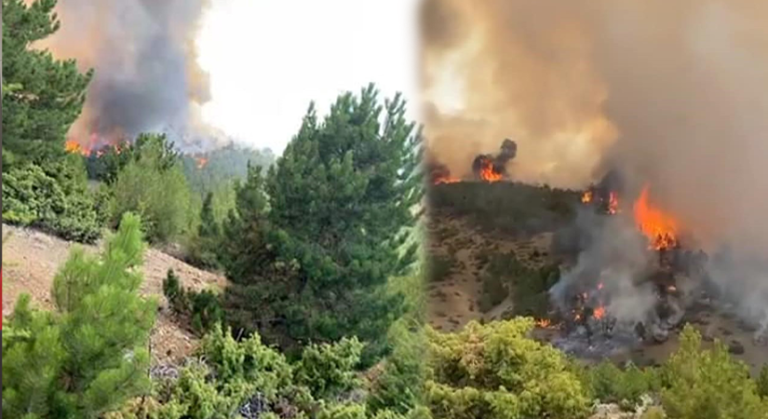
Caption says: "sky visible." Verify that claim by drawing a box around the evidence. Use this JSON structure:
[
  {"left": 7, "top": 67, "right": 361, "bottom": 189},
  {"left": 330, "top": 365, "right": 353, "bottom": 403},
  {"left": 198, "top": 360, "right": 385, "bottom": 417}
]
[{"left": 196, "top": 0, "right": 421, "bottom": 154}]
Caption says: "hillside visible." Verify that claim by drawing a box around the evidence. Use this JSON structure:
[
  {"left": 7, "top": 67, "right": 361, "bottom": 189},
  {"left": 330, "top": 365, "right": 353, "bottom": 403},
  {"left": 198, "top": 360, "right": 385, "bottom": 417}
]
[
  {"left": 2, "top": 224, "right": 227, "bottom": 366},
  {"left": 426, "top": 182, "right": 768, "bottom": 375}
]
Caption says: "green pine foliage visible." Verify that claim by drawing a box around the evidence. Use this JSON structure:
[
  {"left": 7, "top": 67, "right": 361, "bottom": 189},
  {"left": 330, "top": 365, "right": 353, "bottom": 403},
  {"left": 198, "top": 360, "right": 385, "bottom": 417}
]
[
  {"left": 181, "top": 144, "right": 276, "bottom": 197},
  {"left": 109, "top": 133, "right": 193, "bottom": 243},
  {"left": 221, "top": 85, "right": 423, "bottom": 362},
  {"left": 582, "top": 361, "right": 660, "bottom": 409},
  {"left": 1, "top": 0, "right": 105, "bottom": 243},
  {"left": 3, "top": 155, "right": 104, "bottom": 243},
  {"left": 184, "top": 191, "right": 222, "bottom": 269},
  {"left": 107, "top": 324, "right": 418, "bottom": 419},
  {"left": 659, "top": 325, "right": 766, "bottom": 419},
  {"left": 162, "top": 269, "right": 224, "bottom": 335},
  {"left": 758, "top": 365, "right": 768, "bottom": 399},
  {"left": 2, "top": 213, "right": 157, "bottom": 418},
  {"left": 2, "top": 0, "right": 92, "bottom": 164},
  {"left": 424, "top": 318, "right": 591, "bottom": 419}
]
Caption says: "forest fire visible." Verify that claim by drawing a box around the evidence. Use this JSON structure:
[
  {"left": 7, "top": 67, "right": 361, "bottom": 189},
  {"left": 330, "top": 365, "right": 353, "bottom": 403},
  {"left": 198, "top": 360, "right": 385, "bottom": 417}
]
[
  {"left": 475, "top": 156, "right": 503, "bottom": 182},
  {"left": 633, "top": 186, "right": 679, "bottom": 251},
  {"left": 547, "top": 176, "right": 701, "bottom": 357},
  {"left": 65, "top": 139, "right": 89, "bottom": 155},
  {"left": 196, "top": 157, "right": 209, "bottom": 169}
]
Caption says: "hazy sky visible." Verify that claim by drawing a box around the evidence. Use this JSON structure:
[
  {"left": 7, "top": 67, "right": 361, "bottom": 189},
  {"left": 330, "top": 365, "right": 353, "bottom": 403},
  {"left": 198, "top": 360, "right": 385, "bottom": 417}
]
[{"left": 196, "top": 0, "right": 420, "bottom": 153}]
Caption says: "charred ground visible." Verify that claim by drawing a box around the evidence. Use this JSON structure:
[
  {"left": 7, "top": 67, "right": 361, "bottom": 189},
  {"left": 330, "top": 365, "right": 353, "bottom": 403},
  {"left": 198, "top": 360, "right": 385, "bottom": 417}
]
[{"left": 426, "top": 181, "right": 768, "bottom": 374}]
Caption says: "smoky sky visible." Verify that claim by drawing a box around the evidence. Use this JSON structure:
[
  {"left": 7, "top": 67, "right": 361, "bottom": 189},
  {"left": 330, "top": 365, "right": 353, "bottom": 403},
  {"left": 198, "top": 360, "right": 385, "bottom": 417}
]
[
  {"left": 34, "top": 0, "right": 218, "bottom": 149},
  {"left": 420, "top": 0, "right": 768, "bottom": 252}
]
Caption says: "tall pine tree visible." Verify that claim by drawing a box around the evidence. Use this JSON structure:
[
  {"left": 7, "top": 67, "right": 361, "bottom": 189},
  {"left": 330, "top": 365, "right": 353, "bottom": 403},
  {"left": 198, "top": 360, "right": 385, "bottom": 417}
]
[
  {"left": 2, "top": 213, "right": 157, "bottom": 418},
  {"left": 2, "top": 0, "right": 92, "bottom": 165},
  {"left": 222, "top": 85, "right": 423, "bottom": 361}
]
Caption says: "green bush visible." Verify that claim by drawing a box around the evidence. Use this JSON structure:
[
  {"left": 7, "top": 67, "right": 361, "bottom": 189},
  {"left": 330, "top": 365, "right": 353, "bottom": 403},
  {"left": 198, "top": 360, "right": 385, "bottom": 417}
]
[
  {"left": 477, "top": 252, "right": 558, "bottom": 317},
  {"left": 3, "top": 160, "right": 103, "bottom": 243},
  {"left": 367, "top": 319, "right": 427, "bottom": 415},
  {"left": 110, "top": 134, "right": 193, "bottom": 244},
  {"left": 2, "top": 213, "right": 156, "bottom": 418},
  {"left": 428, "top": 254, "right": 455, "bottom": 283},
  {"left": 758, "top": 365, "right": 768, "bottom": 399},
  {"left": 659, "top": 325, "right": 766, "bottom": 419},
  {"left": 424, "top": 318, "right": 590, "bottom": 419},
  {"left": 162, "top": 269, "right": 224, "bottom": 335},
  {"left": 295, "top": 337, "right": 364, "bottom": 400},
  {"left": 584, "top": 361, "right": 659, "bottom": 408},
  {"left": 221, "top": 86, "right": 422, "bottom": 364}
]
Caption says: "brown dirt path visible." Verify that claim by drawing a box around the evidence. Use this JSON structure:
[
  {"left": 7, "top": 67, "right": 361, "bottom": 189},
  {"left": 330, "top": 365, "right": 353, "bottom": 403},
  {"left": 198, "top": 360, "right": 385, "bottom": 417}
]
[{"left": 2, "top": 224, "right": 228, "bottom": 365}]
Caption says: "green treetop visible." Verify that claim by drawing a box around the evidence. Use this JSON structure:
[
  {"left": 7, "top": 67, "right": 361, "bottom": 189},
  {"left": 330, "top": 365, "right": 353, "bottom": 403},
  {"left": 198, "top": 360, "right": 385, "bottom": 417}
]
[
  {"left": 2, "top": 0, "right": 92, "bottom": 165},
  {"left": 222, "top": 84, "right": 423, "bottom": 362}
]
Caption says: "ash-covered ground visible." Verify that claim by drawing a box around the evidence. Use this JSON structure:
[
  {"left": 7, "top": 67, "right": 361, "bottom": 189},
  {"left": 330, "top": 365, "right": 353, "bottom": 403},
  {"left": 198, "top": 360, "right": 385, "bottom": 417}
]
[{"left": 426, "top": 181, "right": 768, "bottom": 375}]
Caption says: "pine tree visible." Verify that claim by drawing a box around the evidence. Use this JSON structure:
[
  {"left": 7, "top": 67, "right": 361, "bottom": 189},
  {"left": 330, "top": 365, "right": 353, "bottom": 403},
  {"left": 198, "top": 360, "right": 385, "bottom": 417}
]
[
  {"left": 199, "top": 191, "right": 220, "bottom": 240},
  {"left": 222, "top": 85, "right": 423, "bottom": 361},
  {"left": 2, "top": 0, "right": 92, "bottom": 165},
  {"left": 2, "top": 213, "right": 157, "bottom": 418}
]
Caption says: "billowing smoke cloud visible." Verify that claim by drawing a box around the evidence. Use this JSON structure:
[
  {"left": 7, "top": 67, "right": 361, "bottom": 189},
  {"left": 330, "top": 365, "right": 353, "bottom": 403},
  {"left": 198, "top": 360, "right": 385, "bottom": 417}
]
[
  {"left": 421, "top": 0, "right": 768, "bottom": 338},
  {"left": 34, "top": 0, "right": 225, "bottom": 151}
]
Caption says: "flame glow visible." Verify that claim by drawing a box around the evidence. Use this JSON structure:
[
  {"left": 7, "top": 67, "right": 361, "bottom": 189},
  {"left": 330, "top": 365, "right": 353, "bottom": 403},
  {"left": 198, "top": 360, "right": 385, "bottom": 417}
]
[
  {"left": 196, "top": 157, "right": 209, "bottom": 169},
  {"left": 607, "top": 191, "right": 620, "bottom": 214},
  {"left": 434, "top": 175, "right": 460, "bottom": 185},
  {"left": 478, "top": 157, "right": 502, "bottom": 182},
  {"left": 633, "top": 185, "right": 679, "bottom": 250},
  {"left": 593, "top": 306, "right": 606, "bottom": 320},
  {"left": 581, "top": 190, "right": 593, "bottom": 203}
]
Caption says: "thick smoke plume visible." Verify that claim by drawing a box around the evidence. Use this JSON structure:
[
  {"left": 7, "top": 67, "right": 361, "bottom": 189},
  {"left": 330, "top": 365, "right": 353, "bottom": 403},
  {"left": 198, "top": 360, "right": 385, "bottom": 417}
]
[
  {"left": 421, "top": 0, "right": 768, "bottom": 338},
  {"left": 33, "top": 0, "right": 224, "bottom": 151}
]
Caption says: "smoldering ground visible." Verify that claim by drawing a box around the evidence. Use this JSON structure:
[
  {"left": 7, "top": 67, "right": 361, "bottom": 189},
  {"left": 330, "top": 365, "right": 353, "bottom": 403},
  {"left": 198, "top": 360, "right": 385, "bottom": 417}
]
[
  {"left": 421, "top": 0, "right": 768, "bottom": 341},
  {"left": 32, "top": 0, "right": 224, "bottom": 150}
]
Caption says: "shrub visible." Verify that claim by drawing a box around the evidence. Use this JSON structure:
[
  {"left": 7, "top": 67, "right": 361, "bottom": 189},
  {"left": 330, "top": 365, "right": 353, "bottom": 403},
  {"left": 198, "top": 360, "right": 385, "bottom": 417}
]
[
  {"left": 110, "top": 134, "right": 192, "bottom": 243},
  {"left": 162, "top": 269, "right": 224, "bottom": 335},
  {"left": 424, "top": 318, "right": 591, "bottom": 419},
  {"left": 659, "top": 324, "right": 765, "bottom": 419},
  {"left": 3, "top": 161, "right": 103, "bottom": 243},
  {"left": 758, "top": 364, "right": 768, "bottom": 399},
  {"left": 584, "top": 361, "right": 659, "bottom": 408},
  {"left": 295, "top": 337, "right": 364, "bottom": 400},
  {"left": 2, "top": 213, "right": 156, "bottom": 418},
  {"left": 428, "top": 254, "right": 455, "bottom": 283}
]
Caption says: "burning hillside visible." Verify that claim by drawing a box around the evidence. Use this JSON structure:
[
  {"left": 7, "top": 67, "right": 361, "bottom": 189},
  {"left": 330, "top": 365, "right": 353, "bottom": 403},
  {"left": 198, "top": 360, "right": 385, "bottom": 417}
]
[
  {"left": 544, "top": 170, "right": 768, "bottom": 359},
  {"left": 32, "top": 0, "right": 229, "bottom": 154},
  {"left": 429, "top": 138, "right": 518, "bottom": 184},
  {"left": 421, "top": 0, "right": 768, "bottom": 358}
]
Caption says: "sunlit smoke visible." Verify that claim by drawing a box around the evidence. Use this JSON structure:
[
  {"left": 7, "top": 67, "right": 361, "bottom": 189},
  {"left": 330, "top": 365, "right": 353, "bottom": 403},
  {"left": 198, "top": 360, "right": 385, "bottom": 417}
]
[
  {"left": 422, "top": 0, "right": 768, "bottom": 334},
  {"left": 31, "top": 0, "right": 228, "bottom": 151}
]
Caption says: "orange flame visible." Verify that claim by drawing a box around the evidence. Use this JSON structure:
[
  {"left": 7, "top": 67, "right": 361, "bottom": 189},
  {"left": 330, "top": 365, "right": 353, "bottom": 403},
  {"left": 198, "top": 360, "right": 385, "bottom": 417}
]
[
  {"left": 478, "top": 157, "right": 502, "bottom": 182},
  {"left": 607, "top": 191, "right": 620, "bottom": 214},
  {"left": 633, "top": 185, "right": 679, "bottom": 250},
  {"left": 536, "top": 319, "right": 552, "bottom": 328},
  {"left": 593, "top": 306, "right": 606, "bottom": 320},
  {"left": 196, "top": 157, "right": 209, "bottom": 169},
  {"left": 434, "top": 175, "right": 460, "bottom": 185},
  {"left": 581, "top": 190, "right": 593, "bottom": 203}
]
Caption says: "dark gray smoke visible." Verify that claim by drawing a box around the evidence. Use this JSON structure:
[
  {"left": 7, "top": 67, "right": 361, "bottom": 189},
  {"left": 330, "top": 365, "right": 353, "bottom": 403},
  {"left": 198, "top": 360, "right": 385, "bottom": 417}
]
[
  {"left": 422, "top": 0, "right": 768, "bottom": 345},
  {"left": 34, "top": 0, "right": 224, "bottom": 150}
]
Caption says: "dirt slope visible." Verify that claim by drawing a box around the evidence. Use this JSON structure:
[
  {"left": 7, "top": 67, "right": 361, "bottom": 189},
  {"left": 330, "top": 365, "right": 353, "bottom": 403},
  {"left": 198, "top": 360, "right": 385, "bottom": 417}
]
[
  {"left": 2, "top": 224, "right": 228, "bottom": 366},
  {"left": 427, "top": 212, "right": 768, "bottom": 375}
]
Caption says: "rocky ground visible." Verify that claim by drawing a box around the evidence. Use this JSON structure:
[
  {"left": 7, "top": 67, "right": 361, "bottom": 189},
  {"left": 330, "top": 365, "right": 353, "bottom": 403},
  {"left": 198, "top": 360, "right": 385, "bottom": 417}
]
[{"left": 2, "top": 224, "right": 228, "bottom": 366}]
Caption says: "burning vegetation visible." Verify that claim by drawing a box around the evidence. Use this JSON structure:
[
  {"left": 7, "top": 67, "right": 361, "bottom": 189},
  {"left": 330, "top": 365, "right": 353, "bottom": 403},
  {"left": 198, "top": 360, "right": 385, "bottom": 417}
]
[
  {"left": 430, "top": 138, "right": 518, "bottom": 184},
  {"left": 539, "top": 169, "right": 768, "bottom": 360}
]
